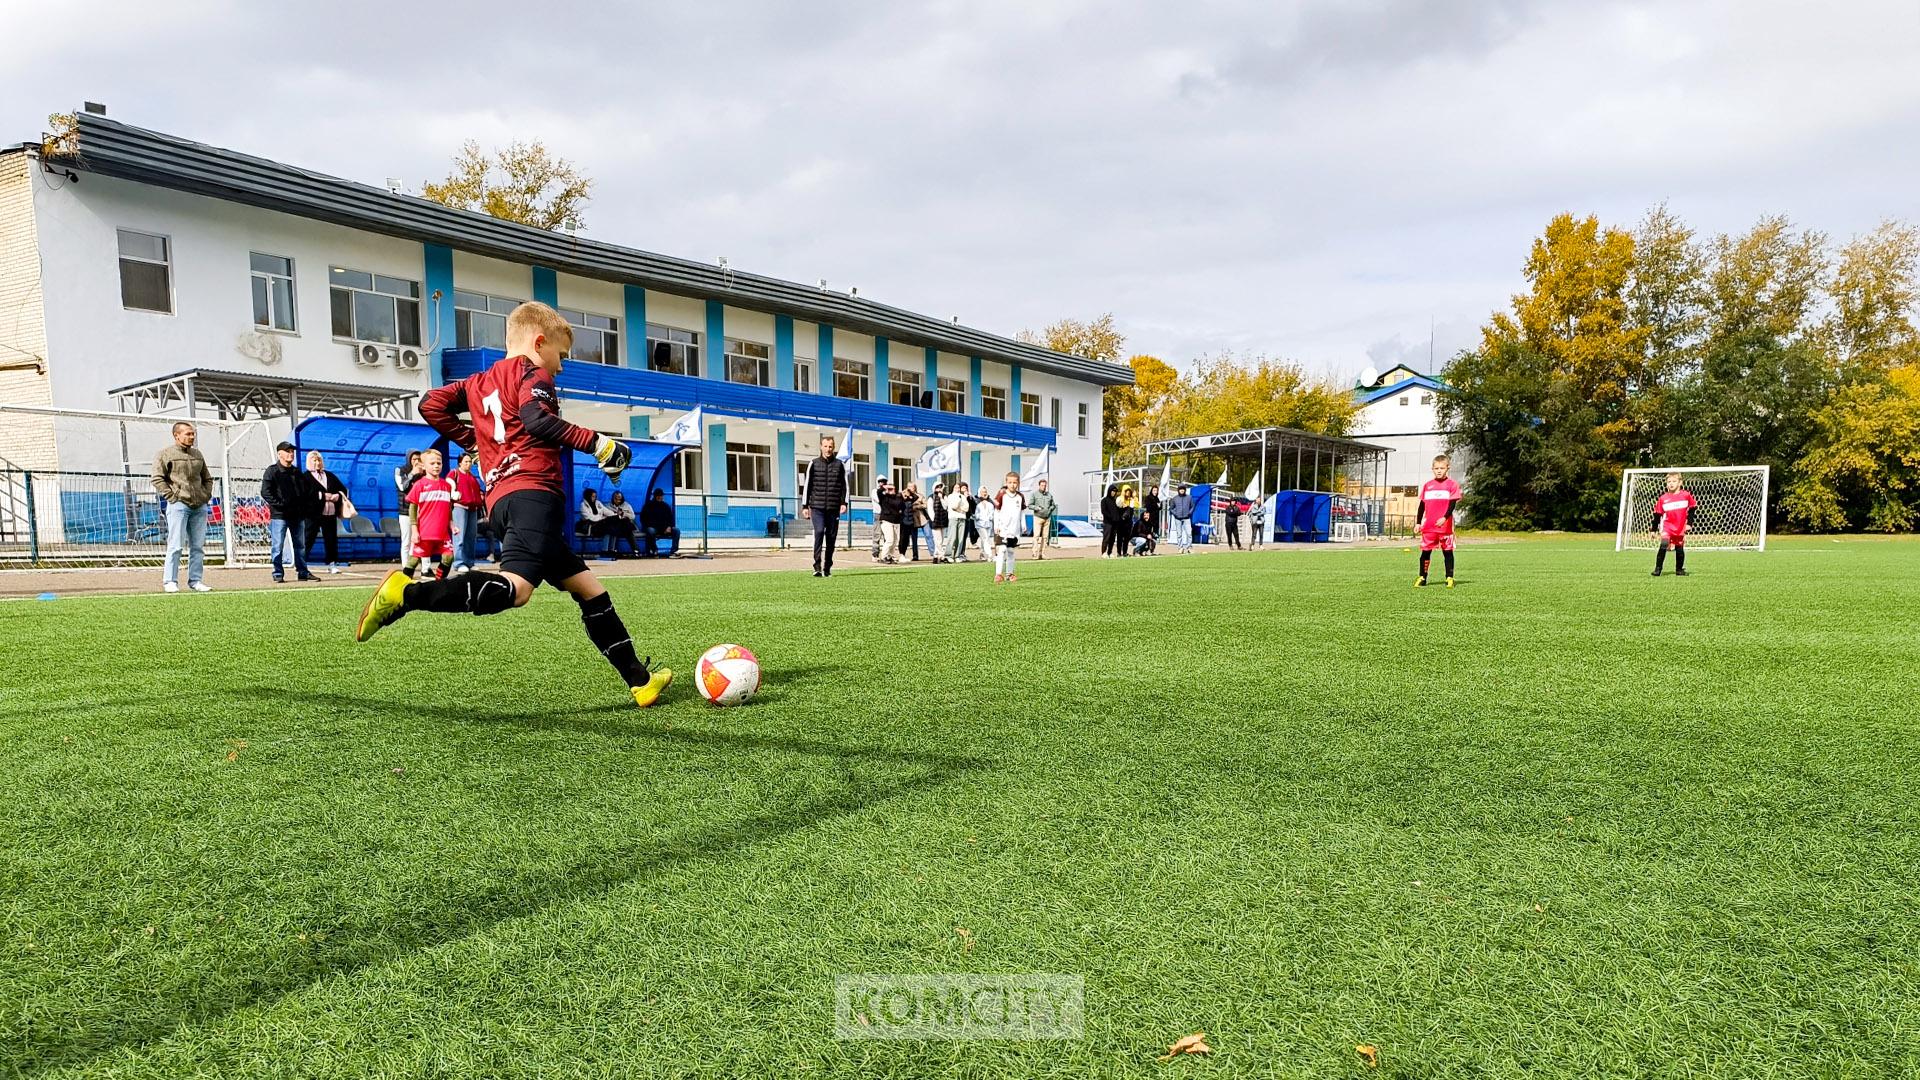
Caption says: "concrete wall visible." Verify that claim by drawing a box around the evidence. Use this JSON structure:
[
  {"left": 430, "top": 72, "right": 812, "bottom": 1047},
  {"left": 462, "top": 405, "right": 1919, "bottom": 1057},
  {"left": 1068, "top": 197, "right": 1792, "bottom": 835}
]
[{"left": 0, "top": 152, "right": 55, "bottom": 469}]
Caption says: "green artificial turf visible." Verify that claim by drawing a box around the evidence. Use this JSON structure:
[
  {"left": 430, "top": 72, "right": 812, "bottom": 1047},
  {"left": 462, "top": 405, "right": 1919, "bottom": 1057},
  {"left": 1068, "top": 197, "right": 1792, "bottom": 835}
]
[{"left": 4, "top": 537, "right": 1919, "bottom": 1078}]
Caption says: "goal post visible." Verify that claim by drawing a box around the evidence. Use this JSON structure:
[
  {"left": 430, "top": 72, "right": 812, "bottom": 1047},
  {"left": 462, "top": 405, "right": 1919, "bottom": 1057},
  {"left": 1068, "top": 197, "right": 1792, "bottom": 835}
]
[{"left": 1615, "top": 465, "right": 1770, "bottom": 552}]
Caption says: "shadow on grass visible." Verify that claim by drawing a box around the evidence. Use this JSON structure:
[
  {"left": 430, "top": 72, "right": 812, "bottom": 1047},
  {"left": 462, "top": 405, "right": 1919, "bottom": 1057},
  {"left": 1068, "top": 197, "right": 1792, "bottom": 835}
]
[{"left": 16, "top": 688, "right": 988, "bottom": 1076}]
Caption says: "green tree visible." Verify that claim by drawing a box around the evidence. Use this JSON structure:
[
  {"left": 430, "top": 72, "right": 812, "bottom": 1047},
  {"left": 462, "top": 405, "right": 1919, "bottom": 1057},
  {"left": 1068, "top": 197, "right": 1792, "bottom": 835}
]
[
  {"left": 1437, "top": 341, "right": 1551, "bottom": 529},
  {"left": 1783, "top": 365, "right": 1920, "bottom": 531},
  {"left": 1705, "top": 216, "right": 1826, "bottom": 345},
  {"left": 1823, "top": 220, "right": 1920, "bottom": 381},
  {"left": 1017, "top": 314, "right": 1125, "bottom": 365},
  {"left": 422, "top": 140, "right": 593, "bottom": 232},
  {"left": 1104, "top": 354, "right": 1181, "bottom": 461}
]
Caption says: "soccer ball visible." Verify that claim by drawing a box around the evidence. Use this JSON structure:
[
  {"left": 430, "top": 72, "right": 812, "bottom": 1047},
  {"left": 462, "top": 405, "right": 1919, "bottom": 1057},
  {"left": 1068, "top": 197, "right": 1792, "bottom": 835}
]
[{"left": 695, "top": 643, "right": 761, "bottom": 707}]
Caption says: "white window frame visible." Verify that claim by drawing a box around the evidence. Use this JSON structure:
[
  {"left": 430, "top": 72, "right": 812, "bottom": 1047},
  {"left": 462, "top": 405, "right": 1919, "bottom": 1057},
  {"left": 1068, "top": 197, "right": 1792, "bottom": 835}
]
[
  {"left": 1020, "top": 391, "right": 1041, "bottom": 426},
  {"left": 723, "top": 338, "right": 773, "bottom": 386},
  {"left": 117, "top": 228, "right": 174, "bottom": 315},
  {"left": 249, "top": 251, "right": 296, "bottom": 332},
  {"left": 726, "top": 441, "right": 774, "bottom": 493},
  {"left": 937, "top": 376, "right": 966, "bottom": 414},
  {"left": 851, "top": 451, "right": 873, "bottom": 495},
  {"left": 794, "top": 356, "right": 817, "bottom": 394},
  {"left": 1051, "top": 397, "right": 1063, "bottom": 431},
  {"left": 329, "top": 267, "right": 422, "bottom": 346},
  {"left": 1077, "top": 402, "right": 1089, "bottom": 438},
  {"left": 674, "top": 447, "right": 704, "bottom": 491},
  {"left": 646, "top": 324, "right": 701, "bottom": 377},
  {"left": 981, "top": 385, "right": 1009, "bottom": 421},
  {"left": 453, "top": 290, "right": 523, "bottom": 351},
  {"left": 834, "top": 357, "right": 871, "bottom": 401},
  {"left": 558, "top": 306, "right": 620, "bottom": 366},
  {"left": 891, "top": 456, "right": 915, "bottom": 490},
  {"left": 889, "top": 368, "right": 923, "bottom": 408}
]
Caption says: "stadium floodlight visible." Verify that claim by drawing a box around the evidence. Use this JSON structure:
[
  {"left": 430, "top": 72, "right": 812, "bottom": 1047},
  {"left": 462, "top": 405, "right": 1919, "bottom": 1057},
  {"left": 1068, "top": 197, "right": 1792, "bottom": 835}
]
[{"left": 1615, "top": 465, "right": 1770, "bottom": 552}]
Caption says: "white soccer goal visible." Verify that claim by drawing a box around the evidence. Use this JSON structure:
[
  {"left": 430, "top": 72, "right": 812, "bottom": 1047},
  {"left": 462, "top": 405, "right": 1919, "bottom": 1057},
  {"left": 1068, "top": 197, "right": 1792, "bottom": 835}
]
[{"left": 1615, "top": 465, "right": 1770, "bottom": 552}]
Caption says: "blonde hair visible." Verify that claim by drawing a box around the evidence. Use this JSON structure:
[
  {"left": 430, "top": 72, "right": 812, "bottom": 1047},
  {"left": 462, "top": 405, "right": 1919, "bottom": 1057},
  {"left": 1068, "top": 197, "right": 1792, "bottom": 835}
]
[
  {"left": 1433, "top": 454, "right": 1451, "bottom": 465},
  {"left": 505, "top": 301, "right": 573, "bottom": 347},
  {"left": 421, "top": 448, "right": 443, "bottom": 463}
]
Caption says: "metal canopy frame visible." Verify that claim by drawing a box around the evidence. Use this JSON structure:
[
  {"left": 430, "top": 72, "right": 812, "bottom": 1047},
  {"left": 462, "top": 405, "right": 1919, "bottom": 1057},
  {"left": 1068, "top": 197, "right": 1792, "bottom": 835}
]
[
  {"left": 1136, "top": 426, "right": 1396, "bottom": 539},
  {"left": 109, "top": 368, "right": 419, "bottom": 423}
]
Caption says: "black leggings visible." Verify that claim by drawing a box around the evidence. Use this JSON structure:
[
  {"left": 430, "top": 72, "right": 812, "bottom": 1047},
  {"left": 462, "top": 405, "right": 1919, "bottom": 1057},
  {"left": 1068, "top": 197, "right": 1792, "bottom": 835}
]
[
  {"left": 1102, "top": 520, "right": 1120, "bottom": 555},
  {"left": 304, "top": 516, "right": 339, "bottom": 564}
]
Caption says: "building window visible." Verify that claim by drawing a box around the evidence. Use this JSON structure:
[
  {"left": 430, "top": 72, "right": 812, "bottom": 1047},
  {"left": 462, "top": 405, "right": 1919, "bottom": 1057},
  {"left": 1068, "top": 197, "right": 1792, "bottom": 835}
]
[
  {"left": 1020, "top": 392, "right": 1041, "bottom": 426},
  {"left": 1051, "top": 397, "right": 1063, "bottom": 431},
  {"left": 646, "top": 324, "right": 701, "bottom": 376},
  {"left": 559, "top": 307, "right": 619, "bottom": 365},
  {"left": 117, "top": 229, "right": 172, "bottom": 314},
  {"left": 1420, "top": 393, "right": 1433, "bottom": 405},
  {"left": 891, "top": 456, "right": 914, "bottom": 489},
  {"left": 834, "top": 357, "right": 871, "bottom": 401},
  {"left": 852, "top": 452, "right": 873, "bottom": 495},
  {"left": 981, "top": 385, "right": 1008, "bottom": 421},
  {"left": 723, "top": 338, "right": 772, "bottom": 386},
  {"left": 674, "top": 447, "right": 703, "bottom": 491},
  {"left": 889, "top": 368, "right": 923, "bottom": 408},
  {"left": 453, "top": 290, "right": 522, "bottom": 351},
  {"left": 249, "top": 252, "right": 296, "bottom": 331},
  {"left": 795, "top": 357, "right": 816, "bottom": 394},
  {"left": 329, "top": 268, "right": 421, "bottom": 345},
  {"left": 1076, "top": 402, "right": 1089, "bottom": 438},
  {"left": 937, "top": 377, "right": 966, "bottom": 413},
  {"left": 726, "top": 441, "right": 773, "bottom": 492}
]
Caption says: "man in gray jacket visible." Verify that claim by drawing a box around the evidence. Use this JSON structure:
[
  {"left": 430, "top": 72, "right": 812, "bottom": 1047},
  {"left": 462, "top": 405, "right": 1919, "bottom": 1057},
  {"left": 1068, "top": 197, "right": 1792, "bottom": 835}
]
[
  {"left": 151, "top": 421, "right": 214, "bottom": 592},
  {"left": 1169, "top": 484, "right": 1195, "bottom": 554},
  {"left": 1027, "top": 479, "right": 1058, "bottom": 559}
]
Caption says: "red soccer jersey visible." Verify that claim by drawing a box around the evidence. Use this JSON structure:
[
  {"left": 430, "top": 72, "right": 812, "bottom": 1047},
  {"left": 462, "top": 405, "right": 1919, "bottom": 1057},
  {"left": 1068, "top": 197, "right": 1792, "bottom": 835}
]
[
  {"left": 418, "top": 355, "right": 600, "bottom": 513},
  {"left": 1419, "top": 478, "right": 1462, "bottom": 533},
  {"left": 406, "top": 476, "right": 456, "bottom": 541},
  {"left": 1656, "top": 488, "right": 1696, "bottom": 536},
  {"left": 449, "top": 469, "right": 484, "bottom": 508}
]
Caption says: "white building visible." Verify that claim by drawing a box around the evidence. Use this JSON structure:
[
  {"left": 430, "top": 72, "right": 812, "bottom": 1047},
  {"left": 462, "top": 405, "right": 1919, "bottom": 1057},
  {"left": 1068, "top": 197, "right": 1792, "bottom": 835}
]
[
  {"left": 1351, "top": 363, "right": 1459, "bottom": 495},
  {"left": 0, "top": 110, "right": 1129, "bottom": 527}
]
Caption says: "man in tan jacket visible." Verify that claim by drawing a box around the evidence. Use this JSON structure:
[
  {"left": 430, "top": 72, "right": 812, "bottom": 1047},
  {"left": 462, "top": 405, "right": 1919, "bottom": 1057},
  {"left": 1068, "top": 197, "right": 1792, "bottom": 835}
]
[{"left": 151, "top": 421, "right": 214, "bottom": 592}]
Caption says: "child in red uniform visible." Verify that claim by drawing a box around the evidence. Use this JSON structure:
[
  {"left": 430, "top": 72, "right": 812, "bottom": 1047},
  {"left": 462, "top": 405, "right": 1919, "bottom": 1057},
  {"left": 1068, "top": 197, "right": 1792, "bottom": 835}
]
[
  {"left": 403, "top": 449, "right": 456, "bottom": 581},
  {"left": 1650, "top": 471, "right": 1696, "bottom": 577},
  {"left": 1415, "top": 454, "right": 1462, "bottom": 588},
  {"left": 355, "top": 301, "right": 672, "bottom": 708}
]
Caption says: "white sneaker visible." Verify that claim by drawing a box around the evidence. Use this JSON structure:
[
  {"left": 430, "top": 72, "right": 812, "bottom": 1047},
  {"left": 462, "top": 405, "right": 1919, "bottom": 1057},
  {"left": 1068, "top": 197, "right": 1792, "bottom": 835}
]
[
  {"left": 189, "top": 582, "right": 212, "bottom": 593},
  {"left": 328, "top": 565, "right": 342, "bottom": 575},
  {"left": 162, "top": 582, "right": 179, "bottom": 593}
]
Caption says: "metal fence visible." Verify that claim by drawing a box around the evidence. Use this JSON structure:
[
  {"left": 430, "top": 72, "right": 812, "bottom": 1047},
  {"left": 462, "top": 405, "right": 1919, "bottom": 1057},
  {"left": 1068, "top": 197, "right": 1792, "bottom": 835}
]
[{"left": 0, "top": 466, "right": 269, "bottom": 567}]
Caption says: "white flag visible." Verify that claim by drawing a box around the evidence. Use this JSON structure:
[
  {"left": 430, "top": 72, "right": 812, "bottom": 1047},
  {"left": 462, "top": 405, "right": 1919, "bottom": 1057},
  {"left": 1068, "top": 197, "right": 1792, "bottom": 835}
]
[
  {"left": 1243, "top": 475, "right": 1261, "bottom": 501},
  {"left": 835, "top": 425, "right": 855, "bottom": 464},
  {"left": 1215, "top": 464, "right": 1229, "bottom": 487},
  {"left": 1157, "top": 459, "right": 1172, "bottom": 501},
  {"left": 1022, "top": 446, "right": 1051, "bottom": 484},
  {"left": 916, "top": 440, "right": 961, "bottom": 479},
  {"left": 659, "top": 406, "right": 706, "bottom": 447}
]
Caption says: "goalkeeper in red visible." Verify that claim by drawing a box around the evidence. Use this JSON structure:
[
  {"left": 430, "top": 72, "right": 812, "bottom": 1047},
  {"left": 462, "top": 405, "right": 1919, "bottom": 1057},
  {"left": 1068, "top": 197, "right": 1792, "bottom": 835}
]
[
  {"left": 1415, "top": 454, "right": 1462, "bottom": 588},
  {"left": 355, "top": 301, "right": 673, "bottom": 707},
  {"left": 1650, "top": 471, "right": 1696, "bottom": 577}
]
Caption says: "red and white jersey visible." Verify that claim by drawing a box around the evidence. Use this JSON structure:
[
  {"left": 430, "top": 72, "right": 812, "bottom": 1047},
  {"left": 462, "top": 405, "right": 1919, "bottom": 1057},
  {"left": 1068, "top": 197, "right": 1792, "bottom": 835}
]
[
  {"left": 1419, "top": 478, "right": 1462, "bottom": 532},
  {"left": 418, "top": 355, "right": 600, "bottom": 512},
  {"left": 406, "top": 476, "right": 457, "bottom": 541},
  {"left": 1656, "top": 488, "right": 1696, "bottom": 535}
]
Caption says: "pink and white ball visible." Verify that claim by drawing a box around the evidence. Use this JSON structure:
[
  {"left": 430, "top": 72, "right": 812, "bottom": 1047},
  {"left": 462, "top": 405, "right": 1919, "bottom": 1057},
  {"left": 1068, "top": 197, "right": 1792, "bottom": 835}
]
[{"left": 695, "top": 644, "right": 762, "bottom": 707}]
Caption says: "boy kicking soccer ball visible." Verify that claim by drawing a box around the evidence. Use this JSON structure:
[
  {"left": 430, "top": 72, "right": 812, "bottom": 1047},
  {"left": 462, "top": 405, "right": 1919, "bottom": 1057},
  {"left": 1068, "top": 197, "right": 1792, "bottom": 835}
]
[
  {"left": 355, "top": 301, "right": 673, "bottom": 708},
  {"left": 1650, "top": 471, "right": 1695, "bottom": 577},
  {"left": 1415, "top": 454, "right": 1461, "bottom": 588},
  {"left": 402, "top": 449, "right": 456, "bottom": 581},
  {"left": 991, "top": 471, "right": 1027, "bottom": 584}
]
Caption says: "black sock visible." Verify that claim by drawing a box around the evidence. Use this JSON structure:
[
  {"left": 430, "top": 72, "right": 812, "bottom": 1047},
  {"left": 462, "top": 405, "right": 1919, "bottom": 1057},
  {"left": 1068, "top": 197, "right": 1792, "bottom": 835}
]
[
  {"left": 1419, "top": 553, "right": 1430, "bottom": 579},
  {"left": 1443, "top": 550, "right": 1455, "bottom": 578},
  {"left": 1654, "top": 543, "right": 1668, "bottom": 573},
  {"left": 578, "top": 591, "right": 650, "bottom": 689},
  {"left": 403, "top": 571, "right": 515, "bottom": 615},
  {"left": 1675, "top": 546, "right": 1686, "bottom": 572}
]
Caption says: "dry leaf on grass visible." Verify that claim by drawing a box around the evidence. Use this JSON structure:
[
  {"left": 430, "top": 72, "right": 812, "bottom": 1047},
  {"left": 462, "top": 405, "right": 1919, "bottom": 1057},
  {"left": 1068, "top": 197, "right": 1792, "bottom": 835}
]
[
  {"left": 1157, "top": 1032, "right": 1212, "bottom": 1061},
  {"left": 1356, "top": 1043, "right": 1380, "bottom": 1068},
  {"left": 954, "top": 926, "right": 974, "bottom": 952},
  {"left": 224, "top": 739, "right": 248, "bottom": 763}
]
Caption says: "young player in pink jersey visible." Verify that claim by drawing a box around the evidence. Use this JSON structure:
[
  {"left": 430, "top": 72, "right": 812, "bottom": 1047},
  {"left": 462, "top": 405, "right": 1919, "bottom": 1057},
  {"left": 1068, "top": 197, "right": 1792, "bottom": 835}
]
[
  {"left": 403, "top": 448, "right": 457, "bottom": 581},
  {"left": 1650, "top": 471, "right": 1696, "bottom": 577},
  {"left": 1415, "top": 454, "right": 1462, "bottom": 588}
]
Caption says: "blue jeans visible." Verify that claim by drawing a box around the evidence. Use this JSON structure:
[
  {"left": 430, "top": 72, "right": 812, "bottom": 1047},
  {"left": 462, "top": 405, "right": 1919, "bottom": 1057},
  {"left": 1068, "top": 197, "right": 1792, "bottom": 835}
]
[
  {"left": 163, "top": 501, "right": 208, "bottom": 586},
  {"left": 269, "top": 516, "right": 309, "bottom": 578},
  {"left": 451, "top": 506, "right": 478, "bottom": 569},
  {"left": 1175, "top": 518, "right": 1193, "bottom": 552}
]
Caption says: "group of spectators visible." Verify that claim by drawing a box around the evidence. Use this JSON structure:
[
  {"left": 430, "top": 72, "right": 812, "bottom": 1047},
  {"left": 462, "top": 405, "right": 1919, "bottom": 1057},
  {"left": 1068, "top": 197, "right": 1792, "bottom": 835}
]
[
  {"left": 1098, "top": 483, "right": 1165, "bottom": 557},
  {"left": 577, "top": 487, "right": 680, "bottom": 558},
  {"left": 866, "top": 476, "right": 1061, "bottom": 566}
]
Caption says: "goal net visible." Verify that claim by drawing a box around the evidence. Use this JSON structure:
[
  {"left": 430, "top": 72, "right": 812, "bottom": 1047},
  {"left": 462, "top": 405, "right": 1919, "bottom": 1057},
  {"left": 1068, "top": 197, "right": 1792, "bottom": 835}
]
[
  {"left": 1615, "top": 466, "right": 1770, "bottom": 552},
  {"left": 0, "top": 406, "right": 275, "bottom": 567}
]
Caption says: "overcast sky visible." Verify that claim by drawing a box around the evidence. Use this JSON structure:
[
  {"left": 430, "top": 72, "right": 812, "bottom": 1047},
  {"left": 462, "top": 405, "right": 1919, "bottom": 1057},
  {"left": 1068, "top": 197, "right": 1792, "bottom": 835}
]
[{"left": 5, "top": 0, "right": 1917, "bottom": 382}]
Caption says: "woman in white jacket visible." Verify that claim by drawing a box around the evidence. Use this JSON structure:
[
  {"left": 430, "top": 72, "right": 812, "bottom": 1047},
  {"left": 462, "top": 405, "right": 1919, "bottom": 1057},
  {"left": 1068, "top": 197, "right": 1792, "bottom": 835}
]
[
  {"left": 944, "top": 483, "right": 972, "bottom": 562},
  {"left": 990, "top": 472, "right": 1027, "bottom": 584},
  {"left": 972, "top": 485, "right": 997, "bottom": 560}
]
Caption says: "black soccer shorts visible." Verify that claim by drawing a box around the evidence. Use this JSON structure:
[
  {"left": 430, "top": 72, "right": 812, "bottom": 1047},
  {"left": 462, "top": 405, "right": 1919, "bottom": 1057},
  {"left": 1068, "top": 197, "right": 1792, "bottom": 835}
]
[{"left": 488, "top": 489, "right": 588, "bottom": 589}]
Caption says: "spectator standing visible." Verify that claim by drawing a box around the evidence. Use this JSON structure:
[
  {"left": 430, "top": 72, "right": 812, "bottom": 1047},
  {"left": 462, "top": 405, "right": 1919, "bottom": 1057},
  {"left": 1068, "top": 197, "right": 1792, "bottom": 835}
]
[
  {"left": 927, "top": 482, "right": 950, "bottom": 564},
  {"left": 875, "top": 480, "right": 904, "bottom": 564},
  {"left": 801, "top": 436, "right": 850, "bottom": 576},
  {"left": 1169, "top": 484, "right": 1195, "bottom": 553},
  {"left": 972, "top": 482, "right": 998, "bottom": 555},
  {"left": 1028, "top": 480, "right": 1058, "bottom": 559},
  {"left": 303, "top": 449, "right": 349, "bottom": 574},
  {"left": 1099, "top": 483, "right": 1121, "bottom": 558},
  {"left": 1116, "top": 485, "right": 1138, "bottom": 558},
  {"left": 604, "top": 491, "right": 640, "bottom": 557},
  {"left": 1249, "top": 496, "right": 1266, "bottom": 549},
  {"left": 394, "top": 450, "right": 424, "bottom": 564},
  {"left": 152, "top": 421, "right": 214, "bottom": 593},
  {"left": 1225, "top": 496, "right": 1246, "bottom": 549},
  {"left": 902, "top": 482, "right": 927, "bottom": 561},
  {"left": 640, "top": 488, "right": 680, "bottom": 557},
  {"left": 945, "top": 482, "right": 971, "bottom": 562},
  {"left": 449, "top": 452, "right": 485, "bottom": 572},
  {"left": 1142, "top": 487, "right": 1161, "bottom": 539},
  {"left": 261, "top": 440, "right": 316, "bottom": 583}
]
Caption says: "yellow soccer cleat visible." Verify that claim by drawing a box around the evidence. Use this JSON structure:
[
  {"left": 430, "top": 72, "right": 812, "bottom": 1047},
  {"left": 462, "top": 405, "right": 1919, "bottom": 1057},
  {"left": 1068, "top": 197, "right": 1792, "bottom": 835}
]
[
  {"left": 1446, "top": 577, "right": 1456, "bottom": 589},
  {"left": 630, "top": 666, "right": 674, "bottom": 708},
  {"left": 1415, "top": 576, "right": 1427, "bottom": 588},
  {"left": 355, "top": 570, "right": 411, "bottom": 642}
]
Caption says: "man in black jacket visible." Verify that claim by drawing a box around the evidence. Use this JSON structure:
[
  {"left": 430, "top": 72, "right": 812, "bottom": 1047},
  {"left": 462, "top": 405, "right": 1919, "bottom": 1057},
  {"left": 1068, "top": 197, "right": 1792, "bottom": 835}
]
[
  {"left": 639, "top": 488, "right": 679, "bottom": 557},
  {"left": 261, "top": 440, "right": 316, "bottom": 582},
  {"left": 800, "top": 435, "right": 850, "bottom": 576}
]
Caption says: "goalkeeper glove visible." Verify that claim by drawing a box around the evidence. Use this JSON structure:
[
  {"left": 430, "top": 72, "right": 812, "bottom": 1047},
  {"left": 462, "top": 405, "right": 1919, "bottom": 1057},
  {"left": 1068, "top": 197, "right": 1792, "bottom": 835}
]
[{"left": 593, "top": 436, "right": 631, "bottom": 481}]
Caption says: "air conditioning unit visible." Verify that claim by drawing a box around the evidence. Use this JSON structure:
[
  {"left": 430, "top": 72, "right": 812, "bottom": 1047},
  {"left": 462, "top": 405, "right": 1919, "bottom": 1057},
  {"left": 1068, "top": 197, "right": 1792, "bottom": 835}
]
[
  {"left": 394, "top": 347, "right": 424, "bottom": 372},
  {"left": 353, "top": 342, "right": 384, "bottom": 367}
]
